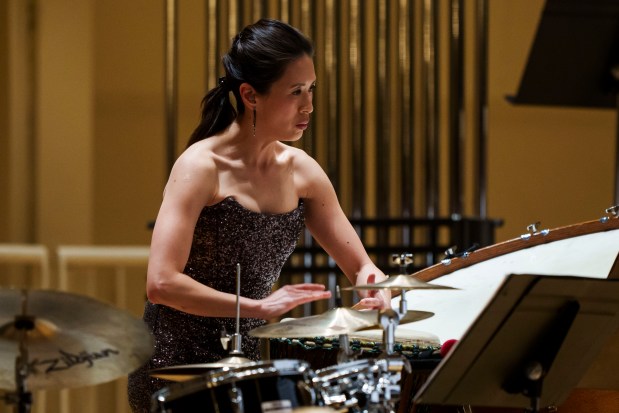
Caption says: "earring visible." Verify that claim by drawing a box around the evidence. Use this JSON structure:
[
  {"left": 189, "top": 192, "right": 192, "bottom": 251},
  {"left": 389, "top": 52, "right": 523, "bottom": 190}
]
[{"left": 253, "top": 108, "right": 256, "bottom": 137}]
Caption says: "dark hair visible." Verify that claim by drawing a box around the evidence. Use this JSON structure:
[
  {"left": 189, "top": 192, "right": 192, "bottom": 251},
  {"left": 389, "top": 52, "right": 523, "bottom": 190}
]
[{"left": 186, "top": 19, "right": 314, "bottom": 147}]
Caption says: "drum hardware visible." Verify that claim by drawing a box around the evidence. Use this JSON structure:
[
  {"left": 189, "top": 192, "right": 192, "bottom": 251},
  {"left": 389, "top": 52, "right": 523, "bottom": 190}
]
[
  {"left": 521, "top": 222, "right": 550, "bottom": 240},
  {"left": 333, "top": 287, "right": 357, "bottom": 365},
  {"left": 339, "top": 254, "right": 449, "bottom": 412},
  {"left": 346, "top": 254, "right": 453, "bottom": 359},
  {"left": 221, "top": 263, "right": 251, "bottom": 360},
  {"left": 391, "top": 253, "right": 414, "bottom": 274},
  {"left": 601, "top": 205, "right": 619, "bottom": 222},
  {"left": 218, "top": 264, "right": 252, "bottom": 364},
  {"left": 441, "top": 244, "right": 479, "bottom": 266},
  {"left": 312, "top": 355, "right": 411, "bottom": 413},
  {"left": 0, "top": 288, "right": 153, "bottom": 412},
  {"left": 2, "top": 307, "right": 34, "bottom": 413}
]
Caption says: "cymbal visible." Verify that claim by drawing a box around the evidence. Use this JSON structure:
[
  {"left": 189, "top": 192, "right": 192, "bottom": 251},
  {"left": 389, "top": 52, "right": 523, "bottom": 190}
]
[
  {"left": 356, "top": 310, "right": 434, "bottom": 330},
  {"left": 248, "top": 307, "right": 434, "bottom": 338},
  {"left": 0, "top": 289, "right": 154, "bottom": 390},
  {"left": 249, "top": 307, "right": 377, "bottom": 338},
  {"left": 149, "top": 356, "right": 252, "bottom": 382},
  {"left": 344, "top": 274, "right": 458, "bottom": 291}
]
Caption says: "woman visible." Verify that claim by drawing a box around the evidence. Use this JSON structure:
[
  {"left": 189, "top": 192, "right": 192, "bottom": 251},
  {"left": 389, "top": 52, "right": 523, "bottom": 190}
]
[{"left": 128, "top": 18, "right": 388, "bottom": 412}]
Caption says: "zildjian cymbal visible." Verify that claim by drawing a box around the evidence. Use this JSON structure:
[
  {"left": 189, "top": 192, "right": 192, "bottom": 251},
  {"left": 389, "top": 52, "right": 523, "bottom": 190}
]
[
  {"left": 149, "top": 356, "right": 253, "bottom": 382},
  {"left": 247, "top": 307, "right": 434, "bottom": 338},
  {"left": 344, "top": 274, "right": 458, "bottom": 291},
  {"left": 0, "top": 288, "right": 154, "bottom": 390}
]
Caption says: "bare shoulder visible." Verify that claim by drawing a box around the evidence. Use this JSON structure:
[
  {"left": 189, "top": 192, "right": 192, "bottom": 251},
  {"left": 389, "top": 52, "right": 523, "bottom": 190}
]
[
  {"left": 165, "top": 140, "right": 219, "bottom": 205},
  {"left": 285, "top": 145, "right": 332, "bottom": 199},
  {"left": 284, "top": 145, "right": 321, "bottom": 173}
]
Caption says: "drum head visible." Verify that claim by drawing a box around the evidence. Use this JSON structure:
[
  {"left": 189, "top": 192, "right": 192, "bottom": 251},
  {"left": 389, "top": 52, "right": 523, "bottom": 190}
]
[{"left": 396, "top": 219, "right": 619, "bottom": 342}]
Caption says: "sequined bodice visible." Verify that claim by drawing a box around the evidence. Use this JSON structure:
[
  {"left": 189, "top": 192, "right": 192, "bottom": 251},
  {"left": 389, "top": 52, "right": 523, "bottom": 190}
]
[
  {"left": 128, "top": 196, "right": 305, "bottom": 412},
  {"left": 185, "top": 196, "right": 305, "bottom": 299}
]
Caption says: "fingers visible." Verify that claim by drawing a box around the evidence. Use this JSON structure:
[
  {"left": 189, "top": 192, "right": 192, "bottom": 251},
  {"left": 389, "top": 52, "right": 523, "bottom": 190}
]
[
  {"left": 356, "top": 296, "right": 390, "bottom": 310},
  {"left": 288, "top": 283, "right": 328, "bottom": 291},
  {"left": 296, "top": 290, "right": 331, "bottom": 304},
  {"left": 280, "top": 283, "right": 331, "bottom": 303}
]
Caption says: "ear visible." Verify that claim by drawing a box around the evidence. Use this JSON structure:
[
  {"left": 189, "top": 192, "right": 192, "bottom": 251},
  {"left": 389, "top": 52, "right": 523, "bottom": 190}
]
[{"left": 239, "top": 83, "right": 257, "bottom": 108}]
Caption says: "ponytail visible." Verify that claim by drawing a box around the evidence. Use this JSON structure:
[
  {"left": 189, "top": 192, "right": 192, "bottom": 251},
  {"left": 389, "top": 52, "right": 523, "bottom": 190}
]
[{"left": 186, "top": 77, "right": 237, "bottom": 148}]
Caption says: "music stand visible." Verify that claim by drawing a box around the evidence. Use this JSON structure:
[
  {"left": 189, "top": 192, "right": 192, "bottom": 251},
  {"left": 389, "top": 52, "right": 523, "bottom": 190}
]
[
  {"left": 413, "top": 274, "right": 619, "bottom": 412},
  {"left": 506, "top": 0, "right": 619, "bottom": 203}
]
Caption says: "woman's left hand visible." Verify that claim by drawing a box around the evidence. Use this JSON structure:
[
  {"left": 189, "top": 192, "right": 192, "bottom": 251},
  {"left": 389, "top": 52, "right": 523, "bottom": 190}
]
[{"left": 354, "top": 273, "right": 391, "bottom": 309}]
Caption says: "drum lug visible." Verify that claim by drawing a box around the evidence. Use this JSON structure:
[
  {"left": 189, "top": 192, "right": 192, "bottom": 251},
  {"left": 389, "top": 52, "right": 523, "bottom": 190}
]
[
  {"left": 442, "top": 244, "right": 479, "bottom": 265},
  {"left": 601, "top": 205, "right": 619, "bottom": 222},
  {"left": 521, "top": 222, "right": 549, "bottom": 240},
  {"left": 228, "top": 385, "right": 244, "bottom": 413},
  {"left": 392, "top": 253, "right": 414, "bottom": 273}
]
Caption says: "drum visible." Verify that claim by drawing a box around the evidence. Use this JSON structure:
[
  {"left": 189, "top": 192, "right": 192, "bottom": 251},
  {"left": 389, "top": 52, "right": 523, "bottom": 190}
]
[
  {"left": 269, "top": 331, "right": 442, "bottom": 413},
  {"left": 151, "top": 359, "right": 315, "bottom": 413},
  {"left": 311, "top": 358, "right": 381, "bottom": 412},
  {"left": 401, "top": 216, "right": 619, "bottom": 342},
  {"left": 395, "top": 215, "right": 619, "bottom": 413}
]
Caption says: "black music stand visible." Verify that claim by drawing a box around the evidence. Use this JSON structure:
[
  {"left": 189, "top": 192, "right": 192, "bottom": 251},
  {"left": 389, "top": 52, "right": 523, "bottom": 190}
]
[
  {"left": 506, "top": 0, "right": 619, "bottom": 203},
  {"left": 413, "top": 274, "right": 619, "bottom": 412}
]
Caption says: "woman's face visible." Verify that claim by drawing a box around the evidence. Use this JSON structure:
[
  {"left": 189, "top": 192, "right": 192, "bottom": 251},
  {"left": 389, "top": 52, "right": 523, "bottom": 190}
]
[{"left": 256, "top": 54, "right": 316, "bottom": 142}]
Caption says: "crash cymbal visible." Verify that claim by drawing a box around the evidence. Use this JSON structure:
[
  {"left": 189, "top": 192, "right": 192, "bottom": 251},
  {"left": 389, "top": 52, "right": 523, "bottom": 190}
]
[
  {"left": 249, "top": 307, "right": 378, "bottom": 338},
  {"left": 0, "top": 288, "right": 153, "bottom": 390},
  {"left": 249, "top": 307, "right": 435, "bottom": 339},
  {"left": 149, "top": 356, "right": 253, "bottom": 381},
  {"left": 345, "top": 274, "right": 457, "bottom": 291}
]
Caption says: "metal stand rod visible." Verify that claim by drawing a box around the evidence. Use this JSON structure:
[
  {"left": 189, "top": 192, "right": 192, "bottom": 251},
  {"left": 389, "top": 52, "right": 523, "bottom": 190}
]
[{"left": 230, "top": 263, "right": 243, "bottom": 355}]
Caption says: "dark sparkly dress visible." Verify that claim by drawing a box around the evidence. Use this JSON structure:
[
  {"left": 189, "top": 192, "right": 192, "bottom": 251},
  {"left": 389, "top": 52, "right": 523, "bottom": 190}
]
[{"left": 127, "top": 196, "right": 305, "bottom": 412}]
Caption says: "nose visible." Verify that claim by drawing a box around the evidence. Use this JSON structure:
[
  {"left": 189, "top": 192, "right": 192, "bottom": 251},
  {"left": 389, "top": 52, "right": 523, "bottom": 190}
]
[{"left": 301, "top": 93, "right": 313, "bottom": 114}]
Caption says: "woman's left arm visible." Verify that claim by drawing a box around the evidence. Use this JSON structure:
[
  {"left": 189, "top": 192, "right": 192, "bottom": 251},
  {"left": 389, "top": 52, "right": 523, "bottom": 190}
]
[{"left": 296, "top": 153, "right": 391, "bottom": 309}]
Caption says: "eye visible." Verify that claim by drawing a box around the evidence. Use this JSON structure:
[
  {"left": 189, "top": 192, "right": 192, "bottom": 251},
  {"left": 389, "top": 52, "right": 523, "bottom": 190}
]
[
  {"left": 309, "top": 83, "right": 316, "bottom": 93},
  {"left": 292, "top": 89, "right": 302, "bottom": 96}
]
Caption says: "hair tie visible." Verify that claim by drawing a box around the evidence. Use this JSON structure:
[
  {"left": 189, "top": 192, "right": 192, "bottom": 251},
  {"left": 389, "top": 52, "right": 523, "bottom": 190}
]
[{"left": 218, "top": 76, "right": 227, "bottom": 89}]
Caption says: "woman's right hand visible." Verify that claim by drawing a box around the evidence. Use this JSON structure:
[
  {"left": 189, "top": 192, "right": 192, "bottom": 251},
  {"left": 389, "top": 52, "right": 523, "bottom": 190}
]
[{"left": 257, "top": 283, "right": 331, "bottom": 319}]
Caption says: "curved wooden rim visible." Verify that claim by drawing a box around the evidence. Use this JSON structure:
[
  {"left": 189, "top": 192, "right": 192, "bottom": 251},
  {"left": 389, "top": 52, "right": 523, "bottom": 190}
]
[{"left": 414, "top": 217, "right": 619, "bottom": 283}]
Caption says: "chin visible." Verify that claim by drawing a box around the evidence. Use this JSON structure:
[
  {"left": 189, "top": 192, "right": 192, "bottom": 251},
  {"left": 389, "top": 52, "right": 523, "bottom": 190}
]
[{"left": 280, "top": 131, "right": 304, "bottom": 142}]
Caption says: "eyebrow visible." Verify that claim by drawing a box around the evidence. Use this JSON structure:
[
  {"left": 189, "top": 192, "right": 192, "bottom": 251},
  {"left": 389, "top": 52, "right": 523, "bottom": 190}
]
[{"left": 290, "top": 81, "right": 317, "bottom": 88}]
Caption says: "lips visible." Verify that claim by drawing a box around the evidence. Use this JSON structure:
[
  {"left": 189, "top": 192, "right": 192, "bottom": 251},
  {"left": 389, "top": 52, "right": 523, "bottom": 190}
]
[{"left": 296, "top": 121, "right": 309, "bottom": 130}]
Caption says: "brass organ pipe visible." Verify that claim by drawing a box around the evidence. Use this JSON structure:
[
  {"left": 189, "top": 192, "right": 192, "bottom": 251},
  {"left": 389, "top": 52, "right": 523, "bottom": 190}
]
[
  {"left": 351, "top": 0, "right": 364, "bottom": 218},
  {"left": 422, "top": 0, "right": 439, "bottom": 218},
  {"left": 400, "top": 0, "right": 415, "bottom": 218},
  {"left": 377, "top": 0, "right": 389, "bottom": 219},
  {"left": 449, "top": 0, "right": 464, "bottom": 215},
  {"left": 165, "top": 0, "right": 178, "bottom": 174},
  {"left": 475, "top": 0, "right": 489, "bottom": 218}
]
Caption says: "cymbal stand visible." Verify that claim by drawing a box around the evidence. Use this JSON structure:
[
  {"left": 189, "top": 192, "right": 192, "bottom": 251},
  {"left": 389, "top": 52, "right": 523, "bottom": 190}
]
[
  {"left": 3, "top": 291, "right": 34, "bottom": 413},
  {"left": 335, "top": 286, "right": 356, "bottom": 363},
  {"left": 230, "top": 263, "right": 243, "bottom": 356},
  {"left": 370, "top": 254, "right": 414, "bottom": 412},
  {"left": 220, "top": 264, "right": 251, "bottom": 363}
]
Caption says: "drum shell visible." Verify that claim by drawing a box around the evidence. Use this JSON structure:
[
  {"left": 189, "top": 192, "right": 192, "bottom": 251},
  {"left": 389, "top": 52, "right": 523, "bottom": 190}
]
[{"left": 151, "top": 359, "right": 314, "bottom": 413}]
